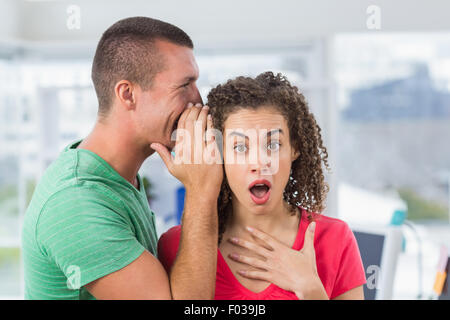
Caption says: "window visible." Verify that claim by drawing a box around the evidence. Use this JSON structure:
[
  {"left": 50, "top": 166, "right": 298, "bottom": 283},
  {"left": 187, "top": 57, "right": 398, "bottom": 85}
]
[{"left": 335, "top": 33, "right": 450, "bottom": 299}]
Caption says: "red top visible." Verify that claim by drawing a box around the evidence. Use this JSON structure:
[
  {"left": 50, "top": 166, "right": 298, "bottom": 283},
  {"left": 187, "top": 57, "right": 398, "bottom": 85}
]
[{"left": 157, "top": 208, "right": 366, "bottom": 300}]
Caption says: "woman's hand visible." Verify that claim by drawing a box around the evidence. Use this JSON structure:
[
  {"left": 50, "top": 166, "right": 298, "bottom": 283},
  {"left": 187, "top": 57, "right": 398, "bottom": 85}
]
[{"left": 228, "top": 222, "right": 329, "bottom": 300}]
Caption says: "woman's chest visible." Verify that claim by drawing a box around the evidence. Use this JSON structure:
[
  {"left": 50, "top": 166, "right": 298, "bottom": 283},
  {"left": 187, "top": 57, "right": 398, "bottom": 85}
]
[{"left": 218, "top": 242, "right": 272, "bottom": 294}]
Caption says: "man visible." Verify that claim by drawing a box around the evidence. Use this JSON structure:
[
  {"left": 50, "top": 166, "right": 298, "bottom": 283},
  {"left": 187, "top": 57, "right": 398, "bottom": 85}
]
[{"left": 22, "top": 17, "right": 222, "bottom": 299}]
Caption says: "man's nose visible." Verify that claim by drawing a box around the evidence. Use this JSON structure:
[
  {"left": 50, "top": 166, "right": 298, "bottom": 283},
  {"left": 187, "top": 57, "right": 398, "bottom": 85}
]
[{"left": 190, "top": 83, "right": 203, "bottom": 105}]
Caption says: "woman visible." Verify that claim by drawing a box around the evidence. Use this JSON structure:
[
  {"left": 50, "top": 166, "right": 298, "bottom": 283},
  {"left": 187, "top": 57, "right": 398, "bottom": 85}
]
[{"left": 158, "top": 72, "right": 366, "bottom": 299}]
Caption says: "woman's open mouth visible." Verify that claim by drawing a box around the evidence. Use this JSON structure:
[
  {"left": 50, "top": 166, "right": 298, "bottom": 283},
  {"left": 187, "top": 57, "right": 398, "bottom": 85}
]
[{"left": 248, "top": 179, "right": 271, "bottom": 205}]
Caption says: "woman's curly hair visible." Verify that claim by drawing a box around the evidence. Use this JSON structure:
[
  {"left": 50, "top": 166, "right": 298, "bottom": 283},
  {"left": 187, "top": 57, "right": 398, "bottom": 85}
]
[{"left": 206, "top": 71, "right": 330, "bottom": 244}]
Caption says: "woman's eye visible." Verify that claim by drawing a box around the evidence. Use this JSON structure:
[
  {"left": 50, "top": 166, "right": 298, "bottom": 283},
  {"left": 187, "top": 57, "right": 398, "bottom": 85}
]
[
  {"left": 234, "top": 144, "right": 247, "bottom": 153},
  {"left": 268, "top": 141, "right": 280, "bottom": 151}
]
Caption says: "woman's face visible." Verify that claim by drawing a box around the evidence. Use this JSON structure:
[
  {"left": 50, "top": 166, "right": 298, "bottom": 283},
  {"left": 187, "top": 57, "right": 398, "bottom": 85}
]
[{"left": 223, "top": 106, "right": 299, "bottom": 214}]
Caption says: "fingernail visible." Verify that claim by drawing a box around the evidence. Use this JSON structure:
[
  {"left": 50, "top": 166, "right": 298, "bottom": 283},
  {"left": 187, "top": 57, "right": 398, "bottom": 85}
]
[
  {"left": 230, "top": 253, "right": 239, "bottom": 259},
  {"left": 187, "top": 102, "right": 193, "bottom": 108},
  {"left": 195, "top": 103, "right": 202, "bottom": 108},
  {"left": 246, "top": 226, "right": 253, "bottom": 232},
  {"left": 202, "top": 105, "right": 209, "bottom": 110},
  {"left": 207, "top": 114, "right": 212, "bottom": 120},
  {"left": 230, "top": 237, "right": 238, "bottom": 243}
]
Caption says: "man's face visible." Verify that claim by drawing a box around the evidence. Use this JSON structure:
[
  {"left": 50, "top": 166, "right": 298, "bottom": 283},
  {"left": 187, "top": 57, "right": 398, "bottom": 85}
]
[{"left": 135, "top": 40, "right": 202, "bottom": 149}]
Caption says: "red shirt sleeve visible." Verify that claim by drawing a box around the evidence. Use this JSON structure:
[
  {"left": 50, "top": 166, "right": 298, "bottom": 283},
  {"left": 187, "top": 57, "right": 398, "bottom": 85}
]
[
  {"left": 329, "top": 222, "right": 367, "bottom": 299},
  {"left": 157, "top": 225, "right": 181, "bottom": 274}
]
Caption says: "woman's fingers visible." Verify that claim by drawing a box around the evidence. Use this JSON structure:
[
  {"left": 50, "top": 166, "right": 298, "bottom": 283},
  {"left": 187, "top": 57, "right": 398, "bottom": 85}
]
[
  {"left": 301, "top": 222, "right": 316, "bottom": 256},
  {"left": 228, "top": 237, "right": 271, "bottom": 258},
  {"left": 228, "top": 252, "right": 268, "bottom": 270},
  {"left": 237, "top": 269, "right": 271, "bottom": 283},
  {"left": 245, "top": 226, "right": 278, "bottom": 251}
]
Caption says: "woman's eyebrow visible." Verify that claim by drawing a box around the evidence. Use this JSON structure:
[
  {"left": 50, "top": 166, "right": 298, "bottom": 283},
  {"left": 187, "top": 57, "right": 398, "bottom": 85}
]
[
  {"left": 229, "top": 131, "right": 248, "bottom": 139},
  {"left": 267, "top": 129, "right": 283, "bottom": 137},
  {"left": 228, "top": 129, "right": 283, "bottom": 139}
]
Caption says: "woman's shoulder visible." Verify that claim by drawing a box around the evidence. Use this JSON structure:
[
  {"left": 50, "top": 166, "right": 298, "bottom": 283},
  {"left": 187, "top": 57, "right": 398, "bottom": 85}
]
[
  {"left": 299, "top": 209, "right": 366, "bottom": 299},
  {"left": 300, "top": 208, "right": 352, "bottom": 237},
  {"left": 158, "top": 225, "right": 182, "bottom": 247},
  {"left": 316, "top": 214, "right": 349, "bottom": 228},
  {"left": 157, "top": 225, "right": 182, "bottom": 272}
]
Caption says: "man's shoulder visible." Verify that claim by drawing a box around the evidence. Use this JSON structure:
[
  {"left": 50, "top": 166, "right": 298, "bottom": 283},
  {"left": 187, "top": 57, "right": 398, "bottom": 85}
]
[
  {"left": 28, "top": 177, "right": 121, "bottom": 217},
  {"left": 23, "top": 177, "right": 124, "bottom": 247}
]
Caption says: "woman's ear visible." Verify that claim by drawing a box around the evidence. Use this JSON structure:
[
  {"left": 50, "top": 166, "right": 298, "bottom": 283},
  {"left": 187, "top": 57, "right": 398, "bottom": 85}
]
[{"left": 291, "top": 149, "right": 300, "bottom": 162}]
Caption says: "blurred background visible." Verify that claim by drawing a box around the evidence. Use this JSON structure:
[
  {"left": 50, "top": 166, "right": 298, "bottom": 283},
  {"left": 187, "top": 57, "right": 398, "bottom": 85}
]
[{"left": 0, "top": 0, "right": 449, "bottom": 299}]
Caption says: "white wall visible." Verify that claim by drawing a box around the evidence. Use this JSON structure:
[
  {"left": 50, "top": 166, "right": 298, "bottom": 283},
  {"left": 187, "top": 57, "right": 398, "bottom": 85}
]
[{"left": 0, "top": 0, "right": 19, "bottom": 40}]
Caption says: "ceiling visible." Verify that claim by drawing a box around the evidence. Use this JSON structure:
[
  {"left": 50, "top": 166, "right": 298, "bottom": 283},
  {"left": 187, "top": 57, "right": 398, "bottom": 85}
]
[{"left": 0, "top": 0, "right": 449, "bottom": 56}]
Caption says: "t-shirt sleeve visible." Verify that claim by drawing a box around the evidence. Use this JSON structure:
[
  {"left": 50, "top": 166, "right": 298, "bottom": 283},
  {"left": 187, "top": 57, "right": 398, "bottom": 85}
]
[
  {"left": 36, "top": 186, "right": 146, "bottom": 289},
  {"left": 330, "top": 222, "right": 367, "bottom": 299},
  {"left": 157, "top": 226, "right": 181, "bottom": 274}
]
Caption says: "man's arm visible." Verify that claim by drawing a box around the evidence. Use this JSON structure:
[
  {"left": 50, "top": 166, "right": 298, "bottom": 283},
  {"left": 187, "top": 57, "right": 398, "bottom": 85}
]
[
  {"left": 152, "top": 104, "right": 222, "bottom": 299},
  {"left": 85, "top": 191, "right": 218, "bottom": 300},
  {"left": 84, "top": 191, "right": 218, "bottom": 300},
  {"left": 85, "top": 250, "right": 171, "bottom": 299},
  {"left": 85, "top": 104, "right": 221, "bottom": 299},
  {"left": 36, "top": 187, "right": 174, "bottom": 300},
  {"left": 169, "top": 190, "right": 218, "bottom": 299}
]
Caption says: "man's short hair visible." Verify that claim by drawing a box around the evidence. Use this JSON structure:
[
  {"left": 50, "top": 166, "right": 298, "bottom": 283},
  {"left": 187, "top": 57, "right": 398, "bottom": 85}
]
[{"left": 91, "top": 16, "right": 193, "bottom": 116}]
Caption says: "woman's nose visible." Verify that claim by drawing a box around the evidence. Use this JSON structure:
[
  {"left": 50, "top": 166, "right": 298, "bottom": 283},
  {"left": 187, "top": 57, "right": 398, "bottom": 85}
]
[{"left": 249, "top": 150, "right": 271, "bottom": 174}]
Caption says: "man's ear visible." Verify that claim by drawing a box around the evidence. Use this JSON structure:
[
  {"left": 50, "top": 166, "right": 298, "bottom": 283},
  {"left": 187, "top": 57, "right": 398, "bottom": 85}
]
[{"left": 114, "top": 80, "right": 136, "bottom": 110}]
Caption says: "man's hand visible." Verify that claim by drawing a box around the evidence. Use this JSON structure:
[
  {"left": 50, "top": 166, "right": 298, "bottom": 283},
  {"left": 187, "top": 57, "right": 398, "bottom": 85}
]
[
  {"left": 151, "top": 102, "right": 223, "bottom": 197},
  {"left": 151, "top": 102, "right": 222, "bottom": 299},
  {"left": 227, "top": 222, "right": 329, "bottom": 300}
]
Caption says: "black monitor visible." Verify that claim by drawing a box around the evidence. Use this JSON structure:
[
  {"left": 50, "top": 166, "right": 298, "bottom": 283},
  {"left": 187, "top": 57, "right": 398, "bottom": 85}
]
[
  {"left": 351, "top": 225, "right": 403, "bottom": 300},
  {"left": 353, "top": 231, "right": 385, "bottom": 300}
]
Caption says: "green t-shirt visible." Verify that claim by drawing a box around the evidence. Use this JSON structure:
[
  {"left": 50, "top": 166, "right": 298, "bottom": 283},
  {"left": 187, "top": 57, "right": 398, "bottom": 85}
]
[{"left": 22, "top": 140, "right": 158, "bottom": 300}]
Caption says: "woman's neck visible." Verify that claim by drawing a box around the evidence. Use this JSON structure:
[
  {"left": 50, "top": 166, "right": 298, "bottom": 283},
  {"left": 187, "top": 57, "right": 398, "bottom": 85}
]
[{"left": 225, "top": 196, "right": 300, "bottom": 241}]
